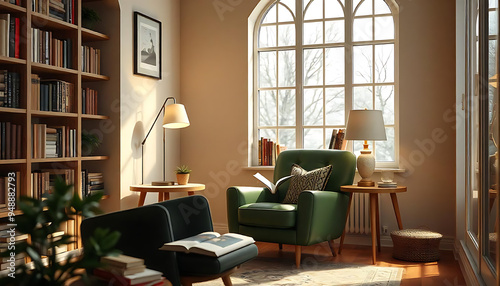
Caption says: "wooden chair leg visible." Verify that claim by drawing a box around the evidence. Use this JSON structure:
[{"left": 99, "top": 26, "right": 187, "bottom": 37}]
[
  {"left": 222, "top": 274, "right": 233, "bottom": 286},
  {"left": 279, "top": 243, "right": 283, "bottom": 250},
  {"left": 295, "top": 245, "right": 301, "bottom": 268},
  {"left": 327, "top": 240, "right": 337, "bottom": 257}
]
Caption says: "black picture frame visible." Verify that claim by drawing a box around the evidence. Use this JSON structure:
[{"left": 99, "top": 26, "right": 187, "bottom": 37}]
[{"left": 134, "top": 12, "right": 162, "bottom": 79}]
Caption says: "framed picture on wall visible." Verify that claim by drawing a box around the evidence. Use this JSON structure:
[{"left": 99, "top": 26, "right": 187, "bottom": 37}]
[{"left": 134, "top": 12, "right": 162, "bottom": 79}]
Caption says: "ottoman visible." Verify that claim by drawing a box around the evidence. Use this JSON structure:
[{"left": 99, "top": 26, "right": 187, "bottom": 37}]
[{"left": 391, "top": 229, "right": 442, "bottom": 262}]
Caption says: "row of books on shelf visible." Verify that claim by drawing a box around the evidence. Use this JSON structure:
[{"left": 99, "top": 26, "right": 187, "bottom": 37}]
[
  {"left": 31, "top": 169, "right": 73, "bottom": 200},
  {"left": 0, "top": 172, "right": 20, "bottom": 210},
  {"left": 82, "top": 45, "right": 101, "bottom": 74},
  {"left": 0, "top": 14, "right": 20, "bottom": 59},
  {"left": 31, "top": 0, "right": 75, "bottom": 24},
  {"left": 0, "top": 0, "right": 21, "bottom": 6},
  {"left": 0, "top": 122, "right": 22, "bottom": 160},
  {"left": 258, "top": 137, "right": 287, "bottom": 166},
  {"left": 31, "top": 75, "right": 74, "bottom": 112},
  {"left": 328, "top": 129, "right": 347, "bottom": 150},
  {"left": 31, "top": 28, "right": 73, "bottom": 69},
  {"left": 82, "top": 87, "right": 98, "bottom": 115},
  {"left": 32, "top": 124, "right": 77, "bottom": 158},
  {"left": 0, "top": 70, "right": 20, "bottom": 108},
  {"left": 81, "top": 170, "right": 104, "bottom": 197}
]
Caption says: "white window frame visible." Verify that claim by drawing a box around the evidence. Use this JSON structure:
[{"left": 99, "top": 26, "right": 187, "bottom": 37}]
[{"left": 249, "top": 0, "right": 400, "bottom": 168}]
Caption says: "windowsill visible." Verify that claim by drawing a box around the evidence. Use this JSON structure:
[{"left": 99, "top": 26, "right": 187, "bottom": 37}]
[{"left": 243, "top": 166, "right": 406, "bottom": 173}]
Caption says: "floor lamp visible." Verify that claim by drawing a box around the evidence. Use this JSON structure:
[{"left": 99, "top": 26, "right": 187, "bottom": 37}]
[{"left": 141, "top": 96, "right": 189, "bottom": 185}]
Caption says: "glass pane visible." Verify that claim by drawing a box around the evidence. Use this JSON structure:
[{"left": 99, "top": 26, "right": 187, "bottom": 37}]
[
  {"left": 263, "top": 4, "right": 277, "bottom": 24},
  {"left": 490, "top": 0, "right": 498, "bottom": 8},
  {"left": 375, "top": 127, "right": 394, "bottom": 161},
  {"left": 279, "top": 129, "right": 296, "bottom": 148},
  {"left": 325, "top": 20, "right": 345, "bottom": 43},
  {"left": 353, "top": 86, "right": 373, "bottom": 109},
  {"left": 490, "top": 10, "right": 498, "bottom": 36},
  {"left": 259, "top": 25, "right": 277, "bottom": 48},
  {"left": 375, "top": 44, "right": 394, "bottom": 83},
  {"left": 325, "top": 88, "right": 345, "bottom": 125},
  {"left": 325, "top": 47, "right": 345, "bottom": 84},
  {"left": 259, "top": 129, "right": 277, "bottom": 142},
  {"left": 355, "top": 0, "right": 373, "bottom": 16},
  {"left": 278, "top": 3, "right": 294, "bottom": 22},
  {"left": 281, "top": 0, "right": 296, "bottom": 16},
  {"left": 259, "top": 51, "right": 277, "bottom": 87},
  {"left": 325, "top": 0, "right": 344, "bottom": 18},
  {"left": 258, "top": 90, "right": 277, "bottom": 126},
  {"left": 375, "top": 16, "right": 394, "bottom": 40},
  {"left": 278, "top": 89, "right": 296, "bottom": 126},
  {"left": 279, "top": 50, "right": 296, "bottom": 87},
  {"left": 278, "top": 24, "right": 296, "bottom": 46},
  {"left": 374, "top": 0, "right": 391, "bottom": 14},
  {"left": 353, "top": 18, "right": 373, "bottom": 42},
  {"left": 304, "top": 88, "right": 324, "bottom": 125},
  {"left": 304, "top": 128, "right": 324, "bottom": 149},
  {"left": 304, "top": 0, "right": 323, "bottom": 20},
  {"left": 489, "top": 40, "right": 497, "bottom": 77},
  {"left": 353, "top": 45, "right": 373, "bottom": 83},
  {"left": 304, "top": 22, "right": 323, "bottom": 45},
  {"left": 375, "top": 85, "right": 394, "bottom": 124},
  {"left": 304, "top": 48, "right": 324, "bottom": 86}
]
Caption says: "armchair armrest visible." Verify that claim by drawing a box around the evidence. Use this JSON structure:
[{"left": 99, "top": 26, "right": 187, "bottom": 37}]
[
  {"left": 296, "top": 190, "right": 350, "bottom": 245},
  {"left": 226, "top": 186, "right": 275, "bottom": 232}
]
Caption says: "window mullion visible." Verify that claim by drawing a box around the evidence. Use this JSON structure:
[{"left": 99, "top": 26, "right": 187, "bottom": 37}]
[
  {"left": 296, "top": 0, "right": 304, "bottom": 149},
  {"left": 345, "top": 0, "right": 353, "bottom": 122}
]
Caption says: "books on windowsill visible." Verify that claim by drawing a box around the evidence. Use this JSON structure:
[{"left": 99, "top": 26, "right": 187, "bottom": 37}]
[{"left": 159, "top": 232, "right": 255, "bottom": 257}]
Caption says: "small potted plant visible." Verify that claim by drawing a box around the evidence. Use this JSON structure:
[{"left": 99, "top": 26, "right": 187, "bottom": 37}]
[
  {"left": 82, "top": 7, "right": 101, "bottom": 30},
  {"left": 175, "top": 165, "right": 191, "bottom": 185}
]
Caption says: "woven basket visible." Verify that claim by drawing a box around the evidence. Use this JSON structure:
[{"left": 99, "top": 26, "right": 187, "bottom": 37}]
[{"left": 391, "top": 229, "right": 442, "bottom": 262}]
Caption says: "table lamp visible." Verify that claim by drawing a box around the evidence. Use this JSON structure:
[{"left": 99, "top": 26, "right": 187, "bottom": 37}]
[
  {"left": 142, "top": 96, "right": 189, "bottom": 185},
  {"left": 345, "top": 109, "right": 386, "bottom": 187}
]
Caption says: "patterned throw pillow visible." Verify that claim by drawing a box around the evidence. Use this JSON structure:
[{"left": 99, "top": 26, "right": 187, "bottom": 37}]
[{"left": 282, "top": 164, "right": 333, "bottom": 204}]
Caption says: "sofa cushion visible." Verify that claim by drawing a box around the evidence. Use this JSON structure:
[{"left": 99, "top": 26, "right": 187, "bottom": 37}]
[
  {"left": 282, "top": 164, "right": 333, "bottom": 204},
  {"left": 238, "top": 202, "right": 297, "bottom": 229}
]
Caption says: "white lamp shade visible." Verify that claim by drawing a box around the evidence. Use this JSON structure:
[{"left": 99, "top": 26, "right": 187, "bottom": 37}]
[
  {"left": 162, "top": 103, "right": 190, "bottom": 129},
  {"left": 345, "top": 110, "right": 387, "bottom": 141}
]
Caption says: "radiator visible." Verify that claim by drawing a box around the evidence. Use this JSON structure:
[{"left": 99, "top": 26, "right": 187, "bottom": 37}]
[{"left": 346, "top": 193, "right": 371, "bottom": 234}]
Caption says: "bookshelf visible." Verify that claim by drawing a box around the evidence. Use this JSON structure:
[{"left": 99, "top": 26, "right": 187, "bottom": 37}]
[{"left": 0, "top": 0, "right": 118, "bottom": 251}]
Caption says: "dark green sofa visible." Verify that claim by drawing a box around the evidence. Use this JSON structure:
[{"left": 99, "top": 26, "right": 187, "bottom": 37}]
[
  {"left": 81, "top": 195, "right": 258, "bottom": 286},
  {"left": 227, "top": 149, "right": 356, "bottom": 267}
]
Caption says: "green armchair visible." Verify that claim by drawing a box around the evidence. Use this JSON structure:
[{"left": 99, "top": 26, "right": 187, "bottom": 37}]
[{"left": 227, "top": 149, "right": 356, "bottom": 267}]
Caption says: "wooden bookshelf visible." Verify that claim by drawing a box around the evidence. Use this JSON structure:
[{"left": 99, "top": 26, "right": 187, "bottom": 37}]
[{"left": 0, "top": 0, "right": 118, "bottom": 249}]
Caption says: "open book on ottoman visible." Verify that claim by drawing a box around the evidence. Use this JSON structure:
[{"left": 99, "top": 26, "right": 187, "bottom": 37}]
[{"left": 159, "top": 232, "right": 255, "bottom": 257}]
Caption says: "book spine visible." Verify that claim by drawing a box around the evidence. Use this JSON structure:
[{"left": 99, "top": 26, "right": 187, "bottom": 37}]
[{"left": 8, "top": 16, "right": 14, "bottom": 58}]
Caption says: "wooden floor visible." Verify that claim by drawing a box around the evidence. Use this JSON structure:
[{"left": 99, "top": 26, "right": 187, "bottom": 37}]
[{"left": 255, "top": 241, "right": 466, "bottom": 285}]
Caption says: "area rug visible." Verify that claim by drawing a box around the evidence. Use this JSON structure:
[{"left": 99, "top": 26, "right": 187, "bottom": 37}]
[{"left": 198, "top": 257, "right": 404, "bottom": 286}]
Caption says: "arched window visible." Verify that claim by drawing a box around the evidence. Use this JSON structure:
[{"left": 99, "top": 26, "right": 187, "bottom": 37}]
[{"left": 253, "top": 0, "right": 399, "bottom": 167}]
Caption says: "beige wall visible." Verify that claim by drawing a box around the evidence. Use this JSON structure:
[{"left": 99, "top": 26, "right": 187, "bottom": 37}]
[
  {"left": 180, "top": 0, "right": 456, "bottom": 239},
  {"left": 118, "top": 0, "right": 181, "bottom": 209}
]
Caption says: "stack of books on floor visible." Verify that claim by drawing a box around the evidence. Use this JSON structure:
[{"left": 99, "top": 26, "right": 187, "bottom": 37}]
[
  {"left": 0, "top": 225, "right": 27, "bottom": 272},
  {"left": 95, "top": 254, "right": 165, "bottom": 286}
]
